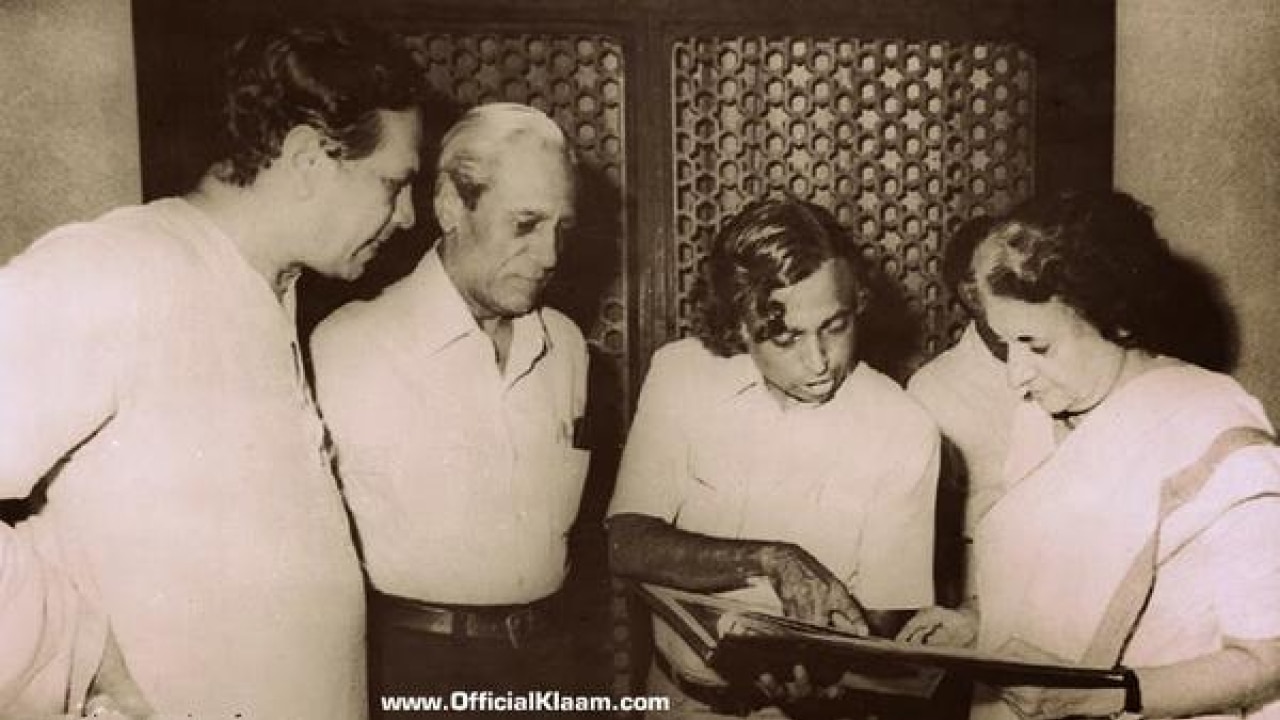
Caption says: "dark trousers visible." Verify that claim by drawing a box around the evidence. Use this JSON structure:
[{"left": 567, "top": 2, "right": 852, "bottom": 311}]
[{"left": 368, "top": 600, "right": 577, "bottom": 719}]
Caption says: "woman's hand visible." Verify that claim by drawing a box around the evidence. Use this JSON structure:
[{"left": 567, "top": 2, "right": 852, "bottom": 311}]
[
  {"left": 895, "top": 605, "right": 979, "bottom": 647},
  {"left": 995, "top": 638, "right": 1125, "bottom": 720}
]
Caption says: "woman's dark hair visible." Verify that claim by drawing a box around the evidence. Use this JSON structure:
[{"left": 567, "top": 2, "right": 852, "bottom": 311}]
[
  {"left": 696, "top": 198, "right": 863, "bottom": 357},
  {"left": 979, "top": 189, "right": 1178, "bottom": 353},
  {"left": 213, "top": 22, "right": 424, "bottom": 186},
  {"left": 942, "top": 214, "right": 997, "bottom": 294}
]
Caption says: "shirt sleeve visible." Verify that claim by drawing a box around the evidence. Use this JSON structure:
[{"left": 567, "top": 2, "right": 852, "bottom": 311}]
[
  {"left": 854, "top": 408, "right": 940, "bottom": 609},
  {"left": 311, "top": 317, "right": 400, "bottom": 518},
  {"left": 1203, "top": 449, "right": 1280, "bottom": 640},
  {"left": 0, "top": 228, "right": 123, "bottom": 498},
  {"left": 605, "top": 346, "right": 694, "bottom": 523}
]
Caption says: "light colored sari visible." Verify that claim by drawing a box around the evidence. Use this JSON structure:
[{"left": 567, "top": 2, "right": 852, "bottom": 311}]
[{"left": 973, "top": 364, "right": 1280, "bottom": 720}]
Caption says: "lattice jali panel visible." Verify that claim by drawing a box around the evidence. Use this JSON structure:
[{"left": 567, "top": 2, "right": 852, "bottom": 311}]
[
  {"left": 404, "top": 33, "right": 628, "bottom": 369},
  {"left": 673, "top": 37, "right": 1035, "bottom": 370}
]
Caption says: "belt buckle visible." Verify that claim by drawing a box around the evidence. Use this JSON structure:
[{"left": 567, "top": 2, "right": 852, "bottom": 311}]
[{"left": 504, "top": 609, "right": 532, "bottom": 649}]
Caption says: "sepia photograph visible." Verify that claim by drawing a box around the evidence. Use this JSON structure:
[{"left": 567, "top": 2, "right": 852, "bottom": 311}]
[{"left": 1, "top": 1, "right": 1278, "bottom": 718}]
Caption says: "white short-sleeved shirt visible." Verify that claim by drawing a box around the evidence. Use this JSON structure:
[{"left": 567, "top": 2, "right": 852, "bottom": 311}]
[
  {"left": 907, "top": 321, "right": 1019, "bottom": 535},
  {"left": 312, "top": 248, "right": 590, "bottom": 605},
  {"left": 0, "top": 199, "right": 366, "bottom": 719},
  {"left": 607, "top": 338, "right": 939, "bottom": 681}
]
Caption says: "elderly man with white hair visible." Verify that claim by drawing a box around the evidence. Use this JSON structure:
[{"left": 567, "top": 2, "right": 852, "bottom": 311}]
[{"left": 312, "top": 102, "right": 588, "bottom": 716}]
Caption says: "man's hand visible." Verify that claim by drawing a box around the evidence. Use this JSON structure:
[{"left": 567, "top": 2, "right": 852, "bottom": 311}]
[
  {"left": 758, "top": 665, "right": 868, "bottom": 720},
  {"left": 759, "top": 543, "right": 869, "bottom": 633}
]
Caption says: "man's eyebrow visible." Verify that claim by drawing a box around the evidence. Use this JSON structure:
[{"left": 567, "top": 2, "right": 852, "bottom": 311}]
[
  {"left": 510, "top": 209, "right": 550, "bottom": 220},
  {"left": 825, "top": 306, "right": 855, "bottom": 323}
]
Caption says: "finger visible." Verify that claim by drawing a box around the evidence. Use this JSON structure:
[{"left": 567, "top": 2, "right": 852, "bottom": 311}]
[
  {"left": 831, "top": 609, "right": 870, "bottom": 635},
  {"left": 779, "top": 594, "right": 802, "bottom": 620},
  {"left": 826, "top": 585, "right": 867, "bottom": 622},
  {"left": 756, "top": 672, "right": 783, "bottom": 700},
  {"left": 794, "top": 588, "right": 823, "bottom": 623},
  {"left": 1000, "top": 686, "right": 1042, "bottom": 720},
  {"left": 790, "top": 664, "right": 814, "bottom": 698},
  {"left": 998, "top": 637, "right": 1058, "bottom": 663},
  {"left": 895, "top": 616, "right": 932, "bottom": 643}
]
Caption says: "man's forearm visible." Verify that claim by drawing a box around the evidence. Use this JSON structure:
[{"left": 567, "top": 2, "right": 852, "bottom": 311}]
[{"left": 607, "top": 512, "right": 773, "bottom": 592}]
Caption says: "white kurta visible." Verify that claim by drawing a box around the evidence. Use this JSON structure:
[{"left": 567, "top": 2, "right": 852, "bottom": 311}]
[{"left": 0, "top": 199, "right": 366, "bottom": 719}]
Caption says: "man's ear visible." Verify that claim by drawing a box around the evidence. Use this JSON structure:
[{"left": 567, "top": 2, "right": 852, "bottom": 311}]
[
  {"left": 957, "top": 281, "right": 982, "bottom": 314},
  {"left": 278, "top": 124, "right": 332, "bottom": 199},
  {"left": 433, "top": 179, "right": 463, "bottom": 235}
]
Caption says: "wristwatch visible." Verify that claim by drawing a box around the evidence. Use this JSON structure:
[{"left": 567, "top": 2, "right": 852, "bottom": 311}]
[{"left": 1113, "top": 667, "right": 1143, "bottom": 719}]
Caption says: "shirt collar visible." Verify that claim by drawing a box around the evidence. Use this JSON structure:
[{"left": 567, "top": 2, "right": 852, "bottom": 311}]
[
  {"left": 407, "top": 248, "right": 551, "bottom": 375},
  {"left": 715, "top": 348, "right": 871, "bottom": 410},
  {"left": 959, "top": 320, "right": 1006, "bottom": 371}
]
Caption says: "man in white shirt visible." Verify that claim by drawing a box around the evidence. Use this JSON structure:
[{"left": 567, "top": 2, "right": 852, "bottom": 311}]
[
  {"left": 607, "top": 198, "right": 940, "bottom": 718},
  {"left": 312, "top": 102, "right": 589, "bottom": 717},
  {"left": 0, "top": 21, "right": 424, "bottom": 719},
  {"left": 907, "top": 216, "right": 1020, "bottom": 600}
]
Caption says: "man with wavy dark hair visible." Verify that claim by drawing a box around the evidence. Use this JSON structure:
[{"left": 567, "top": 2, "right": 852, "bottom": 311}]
[
  {"left": 0, "top": 21, "right": 424, "bottom": 719},
  {"left": 607, "top": 198, "right": 940, "bottom": 718}
]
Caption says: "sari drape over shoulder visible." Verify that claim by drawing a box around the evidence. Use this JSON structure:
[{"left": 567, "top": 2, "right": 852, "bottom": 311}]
[{"left": 974, "top": 364, "right": 1280, "bottom": 720}]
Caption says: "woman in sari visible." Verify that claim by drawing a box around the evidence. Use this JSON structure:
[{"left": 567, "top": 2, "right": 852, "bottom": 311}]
[{"left": 899, "top": 190, "right": 1280, "bottom": 719}]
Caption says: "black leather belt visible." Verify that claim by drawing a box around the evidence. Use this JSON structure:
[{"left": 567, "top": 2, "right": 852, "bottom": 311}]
[
  {"left": 371, "top": 591, "right": 558, "bottom": 649},
  {"left": 654, "top": 652, "right": 760, "bottom": 716}
]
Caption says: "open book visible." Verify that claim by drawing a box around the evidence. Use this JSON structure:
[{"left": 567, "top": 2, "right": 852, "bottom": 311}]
[{"left": 636, "top": 583, "right": 1129, "bottom": 699}]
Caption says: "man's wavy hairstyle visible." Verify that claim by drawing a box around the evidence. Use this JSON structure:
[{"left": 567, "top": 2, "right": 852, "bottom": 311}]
[
  {"left": 696, "top": 198, "right": 864, "bottom": 358},
  {"left": 980, "top": 189, "right": 1179, "bottom": 354},
  {"left": 211, "top": 22, "right": 424, "bottom": 186}
]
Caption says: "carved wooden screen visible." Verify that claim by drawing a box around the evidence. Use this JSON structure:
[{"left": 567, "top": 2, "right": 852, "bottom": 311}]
[{"left": 672, "top": 36, "right": 1036, "bottom": 374}]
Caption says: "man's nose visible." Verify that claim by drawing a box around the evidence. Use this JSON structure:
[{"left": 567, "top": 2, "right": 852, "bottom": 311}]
[
  {"left": 529, "top": 226, "right": 559, "bottom": 271},
  {"left": 801, "top": 336, "right": 830, "bottom": 374},
  {"left": 392, "top": 187, "right": 415, "bottom": 230},
  {"left": 1005, "top": 345, "right": 1035, "bottom": 389}
]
